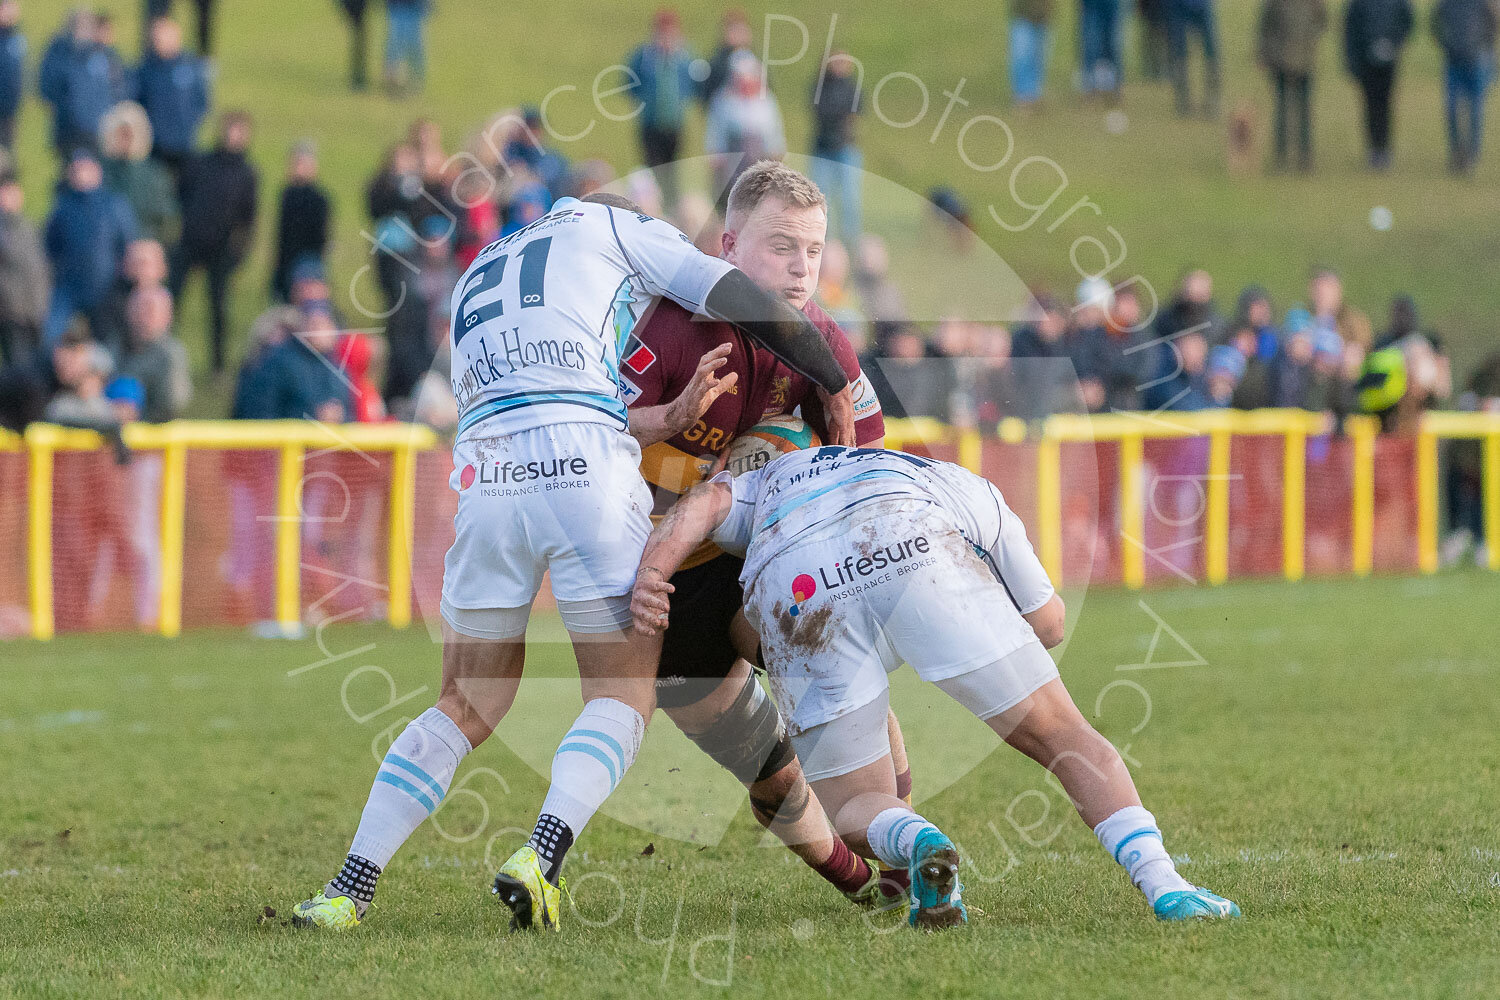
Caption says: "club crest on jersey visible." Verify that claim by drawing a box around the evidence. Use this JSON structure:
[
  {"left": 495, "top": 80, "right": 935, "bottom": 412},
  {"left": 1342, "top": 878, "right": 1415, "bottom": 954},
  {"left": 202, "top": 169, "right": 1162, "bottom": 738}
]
[
  {"left": 622, "top": 340, "right": 657, "bottom": 375},
  {"left": 789, "top": 573, "right": 817, "bottom": 617},
  {"left": 765, "top": 375, "right": 791, "bottom": 415}
]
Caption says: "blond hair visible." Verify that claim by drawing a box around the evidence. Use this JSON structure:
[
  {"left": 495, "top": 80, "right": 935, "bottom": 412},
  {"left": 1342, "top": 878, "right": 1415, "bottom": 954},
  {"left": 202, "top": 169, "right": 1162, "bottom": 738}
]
[{"left": 726, "top": 160, "right": 826, "bottom": 224}]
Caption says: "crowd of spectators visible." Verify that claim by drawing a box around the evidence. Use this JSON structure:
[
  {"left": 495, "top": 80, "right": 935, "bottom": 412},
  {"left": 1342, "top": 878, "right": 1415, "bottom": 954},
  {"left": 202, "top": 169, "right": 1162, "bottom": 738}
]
[{"left": 1010, "top": 0, "right": 1497, "bottom": 174}]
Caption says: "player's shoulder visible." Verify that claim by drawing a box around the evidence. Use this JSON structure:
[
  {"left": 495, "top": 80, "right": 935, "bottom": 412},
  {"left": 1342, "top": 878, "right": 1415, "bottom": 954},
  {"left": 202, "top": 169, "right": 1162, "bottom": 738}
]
[{"left": 801, "top": 298, "right": 842, "bottom": 338}]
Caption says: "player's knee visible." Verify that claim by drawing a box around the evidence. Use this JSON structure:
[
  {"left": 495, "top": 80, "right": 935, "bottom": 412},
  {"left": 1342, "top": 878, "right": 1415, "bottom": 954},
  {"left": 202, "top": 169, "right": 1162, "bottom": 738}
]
[
  {"left": 435, "top": 689, "right": 504, "bottom": 748},
  {"left": 681, "top": 675, "right": 795, "bottom": 786},
  {"left": 749, "top": 771, "right": 810, "bottom": 829}
]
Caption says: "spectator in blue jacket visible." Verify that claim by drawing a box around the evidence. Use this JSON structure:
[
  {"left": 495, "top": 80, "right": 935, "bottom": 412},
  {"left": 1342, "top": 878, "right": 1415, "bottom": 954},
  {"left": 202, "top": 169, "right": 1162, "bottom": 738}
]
[
  {"left": 43, "top": 149, "right": 139, "bottom": 343},
  {"left": 38, "top": 9, "right": 129, "bottom": 155},
  {"left": 625, "top": 8, "right": 696, "bottom": 212},
  {"left": 134, "top": 16, "right": 208, "bottom": 178},
  {"left": 260, "top": 303, "right": 350, "bottom": 422},
  {"left": 0, "top": 1, "right": 26, "bottom": 150}
]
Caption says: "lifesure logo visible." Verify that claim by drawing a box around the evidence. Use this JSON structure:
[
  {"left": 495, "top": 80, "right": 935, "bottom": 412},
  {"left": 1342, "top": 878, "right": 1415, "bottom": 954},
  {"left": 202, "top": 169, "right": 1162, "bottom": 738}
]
[
  {"left": 800, "top": 535, "right": 936, "bottom": 600},
  {"left": 460, "top": 457, "right": 589, "bottom": 497}
]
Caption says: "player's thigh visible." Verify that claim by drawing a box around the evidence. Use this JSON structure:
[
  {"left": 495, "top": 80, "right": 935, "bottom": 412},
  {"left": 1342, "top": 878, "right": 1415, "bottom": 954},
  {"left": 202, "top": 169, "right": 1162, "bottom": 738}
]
[
  {"left": 800, "top": 694, "right": 898, "bottom": 828},
  {"left": 874, "top": 518, "right": 1043, "bottom": 685},
  {"left": 527, "top": 423, "right": 654, "bottom": 605},
  {"left": 442, "top": 437, "right": 547, "bottom": 616},
  {"left": 932, "top": 643, "right": 1061, "bottom": 740}
]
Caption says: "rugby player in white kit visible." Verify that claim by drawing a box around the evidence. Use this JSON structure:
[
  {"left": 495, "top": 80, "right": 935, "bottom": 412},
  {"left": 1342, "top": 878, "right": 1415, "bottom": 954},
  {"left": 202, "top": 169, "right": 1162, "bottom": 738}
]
[
  {"left": 291, "top": 192, "right": 857, "bottom": 931},
  {"left": 629, "top": 446, "right": 1241, "bottom": 928}
]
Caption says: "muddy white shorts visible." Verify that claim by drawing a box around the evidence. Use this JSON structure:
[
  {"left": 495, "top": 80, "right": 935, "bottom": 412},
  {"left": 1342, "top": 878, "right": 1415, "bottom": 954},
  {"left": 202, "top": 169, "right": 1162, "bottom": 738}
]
[
  {"left": 742, "top": 499, "right": 1056, "bottom": 741},
  {"left": 441, "top": 422, "right": 653, "bottom": 629}
]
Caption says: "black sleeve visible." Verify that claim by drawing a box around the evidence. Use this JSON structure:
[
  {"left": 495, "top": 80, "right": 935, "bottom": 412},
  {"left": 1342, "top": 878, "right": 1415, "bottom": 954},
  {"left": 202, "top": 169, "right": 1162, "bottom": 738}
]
[{"left": 701, "top": 268, "right": 849, "bottom": 393}]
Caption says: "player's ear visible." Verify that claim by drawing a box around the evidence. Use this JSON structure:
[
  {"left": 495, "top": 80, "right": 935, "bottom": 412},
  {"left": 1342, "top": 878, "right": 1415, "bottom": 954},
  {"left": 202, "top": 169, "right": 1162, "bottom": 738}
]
[{"left": 720, "top": 228, "right": 735, "bottom": 259}]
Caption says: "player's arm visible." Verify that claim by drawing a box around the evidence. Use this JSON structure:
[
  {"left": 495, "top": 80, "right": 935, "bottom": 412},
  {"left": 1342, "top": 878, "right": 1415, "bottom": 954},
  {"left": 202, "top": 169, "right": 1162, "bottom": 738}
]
[
  {"left": 603, "top": 205, "right": 853, "bottom": 407},
  {"left": 630, "top": 478, "right": 735, "bottom": 636},
  {"left": 628, "top": 343, "right": 739, "bottom": 448}
]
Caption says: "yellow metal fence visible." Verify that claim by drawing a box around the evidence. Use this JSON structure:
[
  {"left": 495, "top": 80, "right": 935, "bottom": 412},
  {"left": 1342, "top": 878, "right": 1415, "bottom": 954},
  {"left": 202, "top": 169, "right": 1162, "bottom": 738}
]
[{"left": 2, "top": 409, "right": 1497, "bottom": 641}]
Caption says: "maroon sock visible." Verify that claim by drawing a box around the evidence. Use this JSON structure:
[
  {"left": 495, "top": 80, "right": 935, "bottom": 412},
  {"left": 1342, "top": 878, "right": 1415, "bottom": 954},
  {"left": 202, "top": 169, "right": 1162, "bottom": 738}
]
[
  {"left": 895, "top": 767, "right": 913, "bottom": 803},
  {"left": 879, "top": 864, "right": 912, "bottom": 900},
  {"left": 814, "top": 837, "right": 874, "bottom": 895}
]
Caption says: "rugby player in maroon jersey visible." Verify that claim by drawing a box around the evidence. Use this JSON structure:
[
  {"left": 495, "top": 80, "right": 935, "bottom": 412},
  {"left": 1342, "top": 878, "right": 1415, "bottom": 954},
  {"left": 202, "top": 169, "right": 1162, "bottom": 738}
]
[{"left": 622, "top": 162, "right": 912, "bottom": 905}]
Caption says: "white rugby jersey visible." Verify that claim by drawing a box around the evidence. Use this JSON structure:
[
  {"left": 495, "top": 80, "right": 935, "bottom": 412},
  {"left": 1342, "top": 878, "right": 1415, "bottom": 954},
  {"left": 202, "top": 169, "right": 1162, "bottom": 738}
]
[
  {"left": 448, "top": 197, "right": 734, "bottom": 443},
  {"left": 712, "top": 446, "right": 1055, "bottom": 614}
]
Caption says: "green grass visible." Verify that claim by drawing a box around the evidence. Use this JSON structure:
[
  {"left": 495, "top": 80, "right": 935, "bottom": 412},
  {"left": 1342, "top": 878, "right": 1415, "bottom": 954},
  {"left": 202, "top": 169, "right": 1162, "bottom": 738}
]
[
  {"left": 11, "top": 0, "right": 1500, "bottom": 402},
  {"left": 2, "top": 573, "right": 1497, "bottom": 998}
]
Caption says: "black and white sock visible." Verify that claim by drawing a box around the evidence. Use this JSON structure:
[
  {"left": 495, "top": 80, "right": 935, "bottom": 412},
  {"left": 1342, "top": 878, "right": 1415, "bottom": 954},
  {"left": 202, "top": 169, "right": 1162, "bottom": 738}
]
[
  {"left": 328, "top": 853, "right": 382, "bottom": 915},
  {"left": 527, "top": 813, "right": 575, "bottom": 884}
]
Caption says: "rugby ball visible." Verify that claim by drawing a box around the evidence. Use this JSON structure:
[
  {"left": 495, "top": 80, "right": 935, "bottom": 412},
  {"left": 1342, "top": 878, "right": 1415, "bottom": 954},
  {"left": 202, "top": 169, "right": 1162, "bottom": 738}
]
[{"left": 723, "top": 415, "right": 821, "bottom": 476}]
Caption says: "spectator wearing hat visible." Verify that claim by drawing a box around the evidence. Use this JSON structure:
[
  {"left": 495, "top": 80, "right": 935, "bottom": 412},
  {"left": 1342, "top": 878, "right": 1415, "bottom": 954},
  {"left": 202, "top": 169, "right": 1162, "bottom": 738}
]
[
  {"left": 134, "top": 15, "right": 210, "bottom": 180},
  {"left": 0, "top": 1, "right": 25, "bottom": 150},
  {"left": 1273, "top": 307, "right": 1318, "bottom": 407},
  {"left": 625, "top": 9, "right": 696, "bottom": 213},
  {"left": 0, "top": 172, "right": 49, "bottom": 364},
  {"left": 1432, "top": 0, "right": 1498, "bottom": 175},
  {"left": 1069, "top": 276, "right": 1141, "bottom": 412},
  {"left": 1343, "top": 0, "right": 1413, "bottom": 171},
  {"left": 1010, "top": 0, "right": 1054, "bottom": 109},
  {"left": 169, "top": 110, "right": 257, "bottom": 374},
  {"left": 705, "top": 51, "right": 786, "bottom": 204},
  {"left": 383, "top": 212, "right": 454, "bottom": 412},
  {"left": 271, "top": 140, "right": 331, "bottom": 303},
  {"left": 1224, "top": 322, "right": 1275, "bottom": 409},
  {"left": 1207, "top": 344, "right": 1245, "bottom": 406},
  {"left": 44, "top": 148, "right": 139, "bottom": 345},
  {"left": 503, "top": 106, "right": 572, "bottom": 198},
  {"left": 810, "top": 49, "right": 863, "bottom": 248},
  {"left": 100, "top": 101, "right": 179, "bottom": 245},
  {"left": 1257, "top": 0, "right": 1329, "bottom": 172}
]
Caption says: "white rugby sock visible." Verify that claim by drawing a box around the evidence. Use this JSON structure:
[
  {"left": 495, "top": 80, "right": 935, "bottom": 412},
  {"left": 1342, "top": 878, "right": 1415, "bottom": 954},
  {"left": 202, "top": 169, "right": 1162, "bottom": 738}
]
[
  {"left": 1093, "top": 805, "right": 1192, "bottom": 905},
  {"left": 528, "top": 698, "right": 645, "bottom": 881},
  {"left": 347, "top": 707, "right": 472, "bottom": 869},
  {"left": 866, "top": 807, "right": 941, "bottom": 870}
]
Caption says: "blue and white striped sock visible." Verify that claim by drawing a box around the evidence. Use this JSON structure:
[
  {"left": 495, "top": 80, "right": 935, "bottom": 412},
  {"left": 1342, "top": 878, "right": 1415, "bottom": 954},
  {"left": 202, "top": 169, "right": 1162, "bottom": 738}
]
[
  {"left": 529, "top": 698, "right": 644, "bottom": 882},
  {"left": 1093, "top": 805, "right": 1192, "bottom": 905},
  {"left": 866, "top": 807, "right": 941, "bottom": 871},
  {"left": 347, "top": 707, "right": 472, "bottom": 869}
]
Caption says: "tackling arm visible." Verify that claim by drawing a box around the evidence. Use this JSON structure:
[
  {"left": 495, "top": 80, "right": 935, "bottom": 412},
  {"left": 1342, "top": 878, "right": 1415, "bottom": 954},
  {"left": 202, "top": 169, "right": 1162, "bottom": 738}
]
[
  {"left": 630, "top": 479, "right": 735, "bottom": 636},
  {"left": 702, "top": 269, "right": 849, "bottom": 395}
]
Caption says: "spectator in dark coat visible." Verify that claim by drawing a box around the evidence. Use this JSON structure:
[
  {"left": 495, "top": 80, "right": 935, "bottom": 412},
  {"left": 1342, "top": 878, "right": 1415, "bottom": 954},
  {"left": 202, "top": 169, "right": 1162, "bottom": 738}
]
[
  {"left": 337, "top": 0, "right": 370, "bottom": 90},
  {"left": 624, "top": 9, "right": 696, "bottom": 212},
  {"left": 1258, "top": 0, "right": 1329, "bottom": 171},
  {"left": 1068, "top": 278, "right": 1142, "bottom": 412},
  {"left": 1343, "top": 0, "right": 1412, "bottom": 170},
  {"left": 700, "top": 8, "right": 750, "bottom": 105},
  {"left": 95, "top": 236, "right": 168, "bottom": 357},
  {"left": 168, "top": 110, "right": 257, "bottom": 373},
  {"left": 1168, "top": 0, "right": 1222, "bottom": 117},
  {"left": 1147, "top": 329, "right": 1214, "bottom": 410},
  {"left": 0, "top": 1, "right": 25, "bottom": 150},
  {"left": 99, "top": 101, "right": 179, "bottom": 245},
  {"left": 134, "top": 16, "right": 209, "bottom": 178},
  {"left": 1010, "top": 294, "right": 1077, "bottom": 418},
  {"left": 0, "top": 172, "right": 49, "bottom": 364},
  {"left": 40, "top": 10, "right": 130, "bottom": 155},
  {"left": 44, "top": 149, "right": 138, "bottom": 344},
  {"left": 1079, "top": 0, "right": 1124, "bottom": 97},
  {"left": 810, "top": 50, "right": 863, "bottom": 249},
  {"left": 0, "top": 323, "right": 88, "bottom": 431},
  {"left": 1432, "top": 0, "right": 1498, "bottom": 174},
  {"left": 271, "top": 140, "right": 331, "bottom": 302},
  {"left": 1273, "top": 307, "right": 1318, "bottom": 407}
]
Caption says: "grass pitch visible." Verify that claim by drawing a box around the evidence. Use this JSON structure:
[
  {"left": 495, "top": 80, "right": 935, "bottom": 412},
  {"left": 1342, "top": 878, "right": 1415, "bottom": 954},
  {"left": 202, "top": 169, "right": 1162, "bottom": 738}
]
[{"left": 2, "top": 572, "right": 1497, "bottom": 998}]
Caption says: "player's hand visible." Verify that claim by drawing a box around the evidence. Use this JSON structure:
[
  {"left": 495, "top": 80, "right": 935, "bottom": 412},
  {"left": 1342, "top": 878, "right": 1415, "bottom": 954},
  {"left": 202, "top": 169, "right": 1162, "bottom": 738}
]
[
  {"left": 666, "top": 344, "right": 739, "bottom": 434},
  {"left": 818, "top": 385, "right": 857, "bottom": 447},
  {"left": 630, "top": 567, "right": 676, "bottom": 636}
]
